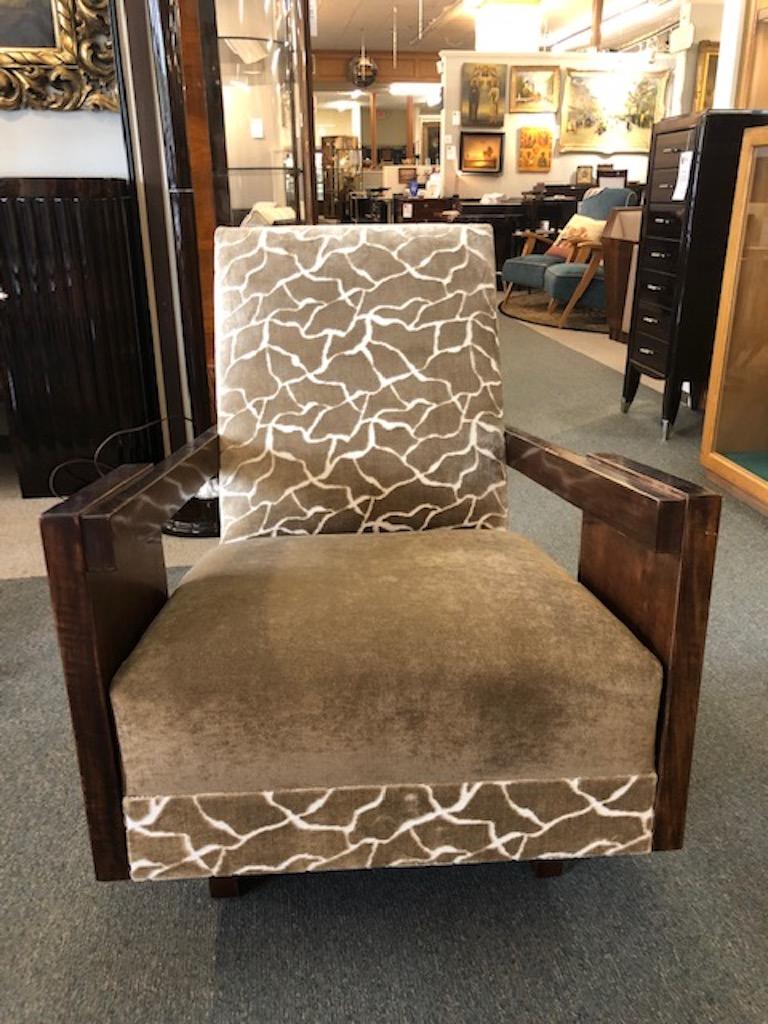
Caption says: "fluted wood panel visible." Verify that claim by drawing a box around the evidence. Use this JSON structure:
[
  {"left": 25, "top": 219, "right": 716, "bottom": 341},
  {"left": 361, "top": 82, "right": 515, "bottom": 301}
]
[{"left": 0, "top": 179, "right": 161, "bottom": 497}]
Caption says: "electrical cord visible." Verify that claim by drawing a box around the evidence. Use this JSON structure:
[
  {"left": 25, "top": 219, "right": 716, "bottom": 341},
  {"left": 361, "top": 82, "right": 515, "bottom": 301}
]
[{"left": 48, "top": 416, "right": 195, "bottom": 500}]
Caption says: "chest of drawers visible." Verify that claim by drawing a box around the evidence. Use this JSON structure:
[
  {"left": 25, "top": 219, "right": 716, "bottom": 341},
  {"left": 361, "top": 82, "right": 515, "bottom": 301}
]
[{"left": 622, "top": 110, "right": 768, "bottom": 439}]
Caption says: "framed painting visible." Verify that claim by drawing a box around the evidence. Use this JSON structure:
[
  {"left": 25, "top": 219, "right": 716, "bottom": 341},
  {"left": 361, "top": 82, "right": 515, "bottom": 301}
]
[
  {"left": 575, "top": 164, "right": 594, "bottom": 185},
  {"left": 460, "top": 63, "right": 506, "bottom": 128},
  {"left": 559, "top": 69, "right": 669, "bottom": 154},
  {"left": 693, "top": 41, "right": 718, "bottom": 112},
  {"left": 509, "top": 66, "right": 560, "bottom": 113},
  {"left": 460, "top": 132, "right": 504, "bottom": 174},
  {"left": 517, "top": 127, "right": 552, "bottom": 173},
  {"left": 0, "top": 0, "right": 117, "bottom": 111}
]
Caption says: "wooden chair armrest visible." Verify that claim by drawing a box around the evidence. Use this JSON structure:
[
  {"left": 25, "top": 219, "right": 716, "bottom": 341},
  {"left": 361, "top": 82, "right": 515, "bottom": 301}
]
[
  {"left": 505, "top": 428, "right": 688, "bottom": 552},
  {"left": 78, "top": 426, "right": 218, "bottom": 572},
  {"left": 521, "top": 231, "right": 555, "bottom": 255},
  {"left": 505, "top": 427, "right": 721, "bottom": 852},
  {"left": 40, "top": 426, "right": 219, "bottom": 881}
]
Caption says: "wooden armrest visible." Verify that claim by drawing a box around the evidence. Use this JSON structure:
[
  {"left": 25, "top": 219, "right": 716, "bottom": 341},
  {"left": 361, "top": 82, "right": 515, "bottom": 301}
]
[
  {"left": 79, "top": 427, "right": 218, "bottom": 572},
  {"left": 505, "top": 428, "right": 688, "bottom": 552},
  {"left": 40, "top": 426, "right": 219, "bottom": 881},
  {"left": 505, "top": 426, "right": 721, "bottom": 853}
]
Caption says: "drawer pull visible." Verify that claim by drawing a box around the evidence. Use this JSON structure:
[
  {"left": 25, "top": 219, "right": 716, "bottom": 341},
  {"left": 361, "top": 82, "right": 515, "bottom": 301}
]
[
  {"left": 642, "top": 316, "right": 659, "bottom": 325},
  {"left": 646, "top": 283, "right": 663, "bottom": 291},
  {"left": 653, "top": 216, "right": 671, "bottom": 225},
  {"left": 658, "top": 183, "right": 673, "bottom": 190},
  {"left": 662, "top": 146, "right": 681, "bottom": 154},
  {"left": 639, "top": 347, "right": 655, "bottom": 356},
  {"left": 650, "top": 250, "right": 668, "bottom": 258}
]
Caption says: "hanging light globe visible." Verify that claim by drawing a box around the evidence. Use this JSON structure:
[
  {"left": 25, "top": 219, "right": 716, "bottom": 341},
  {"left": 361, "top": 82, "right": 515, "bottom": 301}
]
[{"left": 348, "top": 54, "right": 378, "bottom": 88}]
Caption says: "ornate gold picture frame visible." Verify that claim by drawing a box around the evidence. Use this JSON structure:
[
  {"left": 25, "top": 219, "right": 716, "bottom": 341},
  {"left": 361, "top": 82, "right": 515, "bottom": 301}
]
[
  {"left": 0, "top": 0, "right": 117, "bottom": 111},
  {"left": 693, "top": 41, "right": 719, "bottom": 112}
]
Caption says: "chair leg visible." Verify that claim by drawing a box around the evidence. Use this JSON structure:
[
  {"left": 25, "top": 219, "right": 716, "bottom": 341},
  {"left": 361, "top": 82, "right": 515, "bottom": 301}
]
[
  {"left": 530, "top": 860, "right": 566, "bottom": 879},
  {"left": 547, "top": 298, "right": 557, "bottom": 314},
  {"left": 501, "top": 282, "right": 512, "bottom": 305},
  {"left": 209, "top": 875, "right": 242, "bottom": 898},
  {"left": 558, "top": 253, "right": 603, "bottom": 328}
]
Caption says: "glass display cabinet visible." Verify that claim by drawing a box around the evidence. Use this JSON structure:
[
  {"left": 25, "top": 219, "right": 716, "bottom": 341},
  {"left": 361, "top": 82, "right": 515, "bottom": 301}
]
[
  {"left": 701, "top": 125, "right": 768, "bottom": 513},
  {"left": 202, "top": 0, "right": 315, "bottom": 225}
]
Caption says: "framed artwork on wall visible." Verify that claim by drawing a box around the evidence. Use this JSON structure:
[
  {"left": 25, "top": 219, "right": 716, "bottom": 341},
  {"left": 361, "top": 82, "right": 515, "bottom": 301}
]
[
  {"left": 509, "top": 66, "right": 560, "bottom": 113},
  {"left": 460, "top": 63, "right": 506, "bottom": 128},
  {"left": 0, "top": 0, "right": 117, "bottom": 110},
  {"left": 693, "top": 41, "right": 719, "bottom": 111},
  {"left": 575, "top": 164, "right": 594, "bottom": 185},
  {"left": 517, "top": 127, "right": 553, "bottom": 173},
  {"left": 559, "top": 69, "right": 669, "bottom": 154},
  {"left": 460, "top": 132, "right": 504, "bottom": 174}
]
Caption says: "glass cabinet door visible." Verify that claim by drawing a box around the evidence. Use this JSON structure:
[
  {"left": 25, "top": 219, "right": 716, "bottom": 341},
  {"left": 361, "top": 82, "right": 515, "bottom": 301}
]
[
  {"left": 702, "top": 126, "right": 768, "bottom": 510},
  {"left": 208, "top": 0, "right": 312, "bottom": 225}
]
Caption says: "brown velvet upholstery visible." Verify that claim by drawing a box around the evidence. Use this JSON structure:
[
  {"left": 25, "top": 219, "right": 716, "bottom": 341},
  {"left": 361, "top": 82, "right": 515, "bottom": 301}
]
[
  {"left": 215, "top": 224, "right": 508, "bottom": 541},
  {"left": 112, "top": 529, "right": 662, "bottom": 799}
]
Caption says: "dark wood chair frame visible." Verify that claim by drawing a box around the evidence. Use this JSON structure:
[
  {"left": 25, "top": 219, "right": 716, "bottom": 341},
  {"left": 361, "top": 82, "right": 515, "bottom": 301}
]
[{"left": 41, "top": 427, "right": 721, "bottom": 895}]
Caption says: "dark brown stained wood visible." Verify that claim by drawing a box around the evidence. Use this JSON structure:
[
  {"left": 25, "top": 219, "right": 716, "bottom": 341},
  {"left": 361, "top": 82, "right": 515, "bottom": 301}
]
[
  {"left": 0, "top": 179, "right": 162, "bottom": 496},
  {"left": 505, "top": 429, "right": 686, "bottom": 552},
  {"left": 81, "top": 427, "right": 218, "bottom": 570},
  {"left": 506, "top": 430, "right": 721, "bottom": 852},
  {"left": 578, "top": 496, "right": 720, "bottom": 850},
  {"left": 41, "top": 466, "right": 152, "bottom": 881},
  {"left": 178, "top": 0, "right": 218, "bottom": 403},
  {"left": 209, "top": 876, "right": 242, "bottom": 898},
  {"left": 41, "top": 430, "right": 219, "bottom": 880},
  {"left": 602, "top": 231, "right": 635, "bottom": 342},
  {"left": 531, "top": 861, "right": 565, "bottom": 878}
]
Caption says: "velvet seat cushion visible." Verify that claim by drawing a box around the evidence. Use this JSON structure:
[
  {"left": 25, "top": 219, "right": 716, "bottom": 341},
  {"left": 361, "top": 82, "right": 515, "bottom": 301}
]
[
  {"left": 545, "top": 262, "right": 607, "bottom": 310},
  {"left": 501, "top": 254, "right": 564, "bottom": 290},
  {"left": 112, "top": 529, "right": 662, "bottom": 799}
]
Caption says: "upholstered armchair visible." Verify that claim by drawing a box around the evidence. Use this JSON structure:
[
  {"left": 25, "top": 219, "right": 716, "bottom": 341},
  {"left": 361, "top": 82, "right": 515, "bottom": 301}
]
[
  {"left": 42, "top": 224, "right": 720, "bottom": 899},
  {"left": 501, "top": 187, "right": 638, "bottom": 304}
]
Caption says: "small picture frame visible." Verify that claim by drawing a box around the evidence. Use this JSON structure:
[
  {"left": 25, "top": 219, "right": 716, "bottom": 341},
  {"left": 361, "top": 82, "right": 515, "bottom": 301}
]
[
  {"left": 598, "top": 168, "right": 628, "bottom": 189},
  {"left": 459, "top": 132, "right": 504, "bottom": 174},
  {"left": 509, "top": 66, "right": 560, "bottom": 113},
  {"left": 517, "top": 127, "right": 553, "bottom": 173},
  {"left": 575, "top": 165, "right": 594, "bottom": 186}
]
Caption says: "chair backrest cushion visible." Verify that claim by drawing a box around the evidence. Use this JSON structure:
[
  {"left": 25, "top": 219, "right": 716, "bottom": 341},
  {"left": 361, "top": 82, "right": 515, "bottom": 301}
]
[
  {"left": 579, "top": 187, "right": 638, "bottom": 219},
  {"left": 215, "top": 223, "right": 508, "bottom": 541}
]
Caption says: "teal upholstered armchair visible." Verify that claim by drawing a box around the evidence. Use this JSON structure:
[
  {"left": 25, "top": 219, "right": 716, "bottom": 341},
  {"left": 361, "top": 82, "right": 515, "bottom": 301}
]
[
  {"left": 501, "top": 188, "right": 638, "bottom": 302},
  {"left": 41, "top": 224, "right": 720, "bottom": 899}
]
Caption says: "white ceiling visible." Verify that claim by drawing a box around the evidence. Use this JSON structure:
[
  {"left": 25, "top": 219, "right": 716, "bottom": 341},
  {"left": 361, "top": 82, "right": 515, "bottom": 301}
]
[{"left": 313, "top": 0, "right": 475, "bottom": 52}]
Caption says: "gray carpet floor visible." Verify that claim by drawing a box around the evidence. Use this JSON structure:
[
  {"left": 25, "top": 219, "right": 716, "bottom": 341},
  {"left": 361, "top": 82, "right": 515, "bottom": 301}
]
[{"left": 2, "top": 320, "right": 766, "bottom": 1024}]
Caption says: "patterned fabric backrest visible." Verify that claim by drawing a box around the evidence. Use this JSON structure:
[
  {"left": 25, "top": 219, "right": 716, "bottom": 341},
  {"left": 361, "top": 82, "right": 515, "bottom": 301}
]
[
  {"left": 215, "top": 223, "right": 508, "bottom": 542},
  {"left": 579, "top": 188, "right": 638, "bottom": 219}
]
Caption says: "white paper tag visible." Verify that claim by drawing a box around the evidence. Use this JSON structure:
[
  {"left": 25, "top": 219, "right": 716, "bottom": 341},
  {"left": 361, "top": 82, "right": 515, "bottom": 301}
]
[
  {"left": 402, "top": 203, "right": 413, "bottom": 219},
  {"left": 444, "top": 134, "right": 453, "bottom": 145},
  {"left": 446, "top": 144, "right": 456, "bottom": 160},
  {"left": 672, "top": 151, "right": 693, "bottom": 201},
  {"left": 451, "top": 111, "right": 460, "bottom": 126}
]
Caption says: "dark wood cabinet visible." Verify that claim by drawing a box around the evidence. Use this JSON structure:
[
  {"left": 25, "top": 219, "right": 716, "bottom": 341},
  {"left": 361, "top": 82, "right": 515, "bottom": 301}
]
[
  {"left": 622, "top": 110, "right": 768, "bottom": 439},
  {"left": 0, "top": 179, "right": 161, "bottom": 497}
]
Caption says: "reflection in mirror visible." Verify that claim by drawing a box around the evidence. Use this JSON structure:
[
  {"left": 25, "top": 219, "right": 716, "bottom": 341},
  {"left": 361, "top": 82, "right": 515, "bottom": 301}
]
[{"left": 213, "top": 0, "right": 304, "bottom": 224}]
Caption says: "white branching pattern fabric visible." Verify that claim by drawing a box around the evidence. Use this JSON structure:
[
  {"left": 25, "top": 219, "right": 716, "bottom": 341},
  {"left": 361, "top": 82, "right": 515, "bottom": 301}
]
[
  {"left": 124, "top": 775, "right": 656, "bottom": 881},
  {"left": 214, "top": 224, "right": 508, "bottom": 541}
]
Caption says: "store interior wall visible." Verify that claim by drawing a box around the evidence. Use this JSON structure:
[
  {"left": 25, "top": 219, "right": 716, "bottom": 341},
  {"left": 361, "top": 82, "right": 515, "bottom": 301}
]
[
  {"left": 0, "top": 110, "right": 128, "bottom": 178},
  {"left": 440, "top": 50, "right": 678, "bottom": 198}
]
